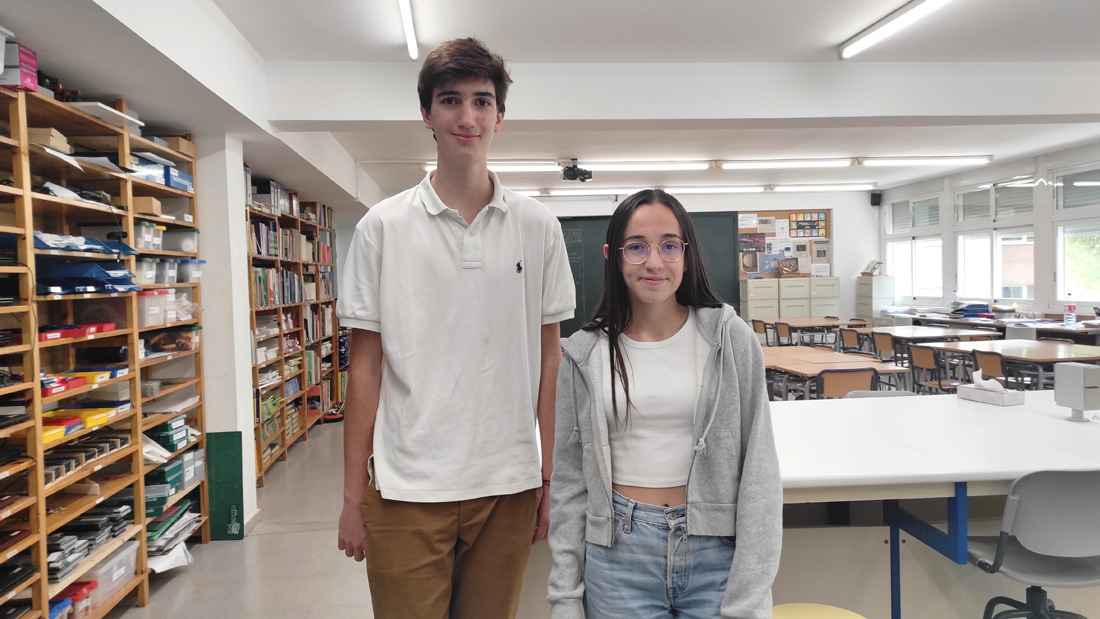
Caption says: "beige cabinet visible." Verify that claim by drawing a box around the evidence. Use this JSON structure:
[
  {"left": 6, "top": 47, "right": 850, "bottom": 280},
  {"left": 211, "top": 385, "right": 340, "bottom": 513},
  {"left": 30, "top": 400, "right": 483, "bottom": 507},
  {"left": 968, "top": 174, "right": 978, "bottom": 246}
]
[
  {"left": 740, "top": 280, "right": 780, "bottom": 322},
  {"left": 857, "top": 275, "right": 895, "bottom": 321}
]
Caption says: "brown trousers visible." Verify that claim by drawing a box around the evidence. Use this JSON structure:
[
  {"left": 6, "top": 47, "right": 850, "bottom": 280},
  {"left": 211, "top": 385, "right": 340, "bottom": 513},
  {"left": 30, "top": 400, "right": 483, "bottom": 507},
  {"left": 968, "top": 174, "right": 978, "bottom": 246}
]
[{"left": 362, "top": 483, "right": 541, "bottom": 619}]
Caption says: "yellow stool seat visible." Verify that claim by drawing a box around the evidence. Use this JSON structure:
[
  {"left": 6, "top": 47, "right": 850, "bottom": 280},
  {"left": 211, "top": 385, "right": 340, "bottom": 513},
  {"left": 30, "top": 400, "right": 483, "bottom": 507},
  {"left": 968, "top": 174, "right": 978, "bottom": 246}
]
[{"left": 773, "top": 603, "right": 868, "bottom": 619}]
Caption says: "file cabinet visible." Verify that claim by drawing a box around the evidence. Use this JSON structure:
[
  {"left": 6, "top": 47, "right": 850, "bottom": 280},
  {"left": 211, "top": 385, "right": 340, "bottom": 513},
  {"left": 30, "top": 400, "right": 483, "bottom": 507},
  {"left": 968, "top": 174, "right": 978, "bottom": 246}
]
[
  {"left": 740, "top": 279, "right": 780, "bottom": 321},
  {"left": 856, "top": 275, "right": 895, "bottom": 321}
]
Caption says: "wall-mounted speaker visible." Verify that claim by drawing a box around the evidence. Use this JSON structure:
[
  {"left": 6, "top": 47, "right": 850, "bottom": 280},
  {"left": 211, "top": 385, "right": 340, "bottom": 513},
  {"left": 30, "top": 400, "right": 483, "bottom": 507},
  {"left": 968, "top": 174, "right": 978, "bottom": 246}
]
[{"left": 870, "top": 191, "right": 882, "bottom": 206}]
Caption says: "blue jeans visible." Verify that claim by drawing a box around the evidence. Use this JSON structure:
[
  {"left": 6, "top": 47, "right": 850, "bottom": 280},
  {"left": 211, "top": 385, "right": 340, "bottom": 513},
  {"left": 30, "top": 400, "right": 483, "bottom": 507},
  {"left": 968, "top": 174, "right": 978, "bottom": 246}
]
[{"left": 584, "top": 491, "right": 736, "bottom": 618}]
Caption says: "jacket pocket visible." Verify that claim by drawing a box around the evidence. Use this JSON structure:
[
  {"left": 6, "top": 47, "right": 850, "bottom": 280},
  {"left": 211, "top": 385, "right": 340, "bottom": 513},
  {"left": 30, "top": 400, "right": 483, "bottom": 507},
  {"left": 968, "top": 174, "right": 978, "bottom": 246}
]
[{"left": 692, "top": 429, "right": 740, "bottom": 505}]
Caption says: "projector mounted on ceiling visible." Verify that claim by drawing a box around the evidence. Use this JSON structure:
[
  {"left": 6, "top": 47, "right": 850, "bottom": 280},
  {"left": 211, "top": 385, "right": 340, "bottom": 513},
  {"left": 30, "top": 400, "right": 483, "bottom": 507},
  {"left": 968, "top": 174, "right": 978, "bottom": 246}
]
[{"left": 561, "top": 159, "right": 592, "bottom": 182}]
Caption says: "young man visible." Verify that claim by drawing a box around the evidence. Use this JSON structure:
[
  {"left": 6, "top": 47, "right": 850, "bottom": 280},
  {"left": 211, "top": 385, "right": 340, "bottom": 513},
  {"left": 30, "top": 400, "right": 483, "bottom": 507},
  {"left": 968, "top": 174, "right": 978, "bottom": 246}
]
[{"left": 336, "top": 38, "right": 576, "bottom": 619}]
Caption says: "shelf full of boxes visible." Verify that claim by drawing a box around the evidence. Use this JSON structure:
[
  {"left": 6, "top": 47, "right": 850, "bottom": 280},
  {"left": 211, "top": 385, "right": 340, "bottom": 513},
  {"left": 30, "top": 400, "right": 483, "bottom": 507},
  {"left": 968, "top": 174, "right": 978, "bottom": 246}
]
[
  {"left": 0, "top": 53, "right": 208, "bottom": 618},
  {"left": 246, "top": 170, "right": 340, "bottom": 488}
]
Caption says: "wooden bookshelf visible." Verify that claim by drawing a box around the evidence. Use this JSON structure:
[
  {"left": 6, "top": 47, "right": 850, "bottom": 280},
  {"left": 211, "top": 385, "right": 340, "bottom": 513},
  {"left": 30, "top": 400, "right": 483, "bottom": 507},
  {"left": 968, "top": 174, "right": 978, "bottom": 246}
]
[
  {"left": 0, "top": 89, "right": 209, "bottom": 617},
  {"left": 245, "top": 190, "right": 341, "bottom": 487}
]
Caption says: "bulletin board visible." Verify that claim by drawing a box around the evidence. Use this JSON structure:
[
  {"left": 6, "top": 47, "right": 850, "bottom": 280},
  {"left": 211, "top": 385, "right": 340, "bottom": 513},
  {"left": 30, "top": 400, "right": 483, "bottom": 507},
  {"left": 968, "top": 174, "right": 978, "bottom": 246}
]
[{"left": 736, "top": 210, "right": 833, "bottom": 280}]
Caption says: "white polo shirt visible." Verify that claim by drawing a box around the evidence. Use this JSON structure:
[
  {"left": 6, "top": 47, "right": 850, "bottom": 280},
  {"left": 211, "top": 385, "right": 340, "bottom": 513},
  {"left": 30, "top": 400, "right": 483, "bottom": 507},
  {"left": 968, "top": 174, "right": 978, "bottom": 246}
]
[{"left": 337, "top": 171, "right": 576, "bottom": 502}]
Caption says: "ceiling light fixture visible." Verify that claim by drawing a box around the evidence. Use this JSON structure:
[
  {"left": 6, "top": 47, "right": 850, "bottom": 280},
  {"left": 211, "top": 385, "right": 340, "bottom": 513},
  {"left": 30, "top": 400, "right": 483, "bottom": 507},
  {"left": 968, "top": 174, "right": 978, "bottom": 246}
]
[
  {"left": 718, "top": 159, "right": 852, "bottom": 170},
  {"left": 514, "top": 190, "right": 543, "bottom": 197},
  {"left": 580, "top": 162, "right": 711, "bottom": 172},
  {"left": 839, "top": 0, "right": 957, "bottom": 59},
  {"left": 398, "top": 0, "right": 418, "bottom": 60},
  {"left": 860, "top": 156, "right": 991, "bottom": 167},
  {"left": 773, "top": 184, "right": 876, "bottom": 193},
  {"left": 1074, "top": 181, "right": 1100, "bottom": 187},
  {"left": 547, "top": 188, "right": 644, "bottom": 197},
  {"left": 422, "top": 161, "right": 561, "bottom": 173},
  {"left": 662, "top": 186, "right": 766, "bottom": 194}
]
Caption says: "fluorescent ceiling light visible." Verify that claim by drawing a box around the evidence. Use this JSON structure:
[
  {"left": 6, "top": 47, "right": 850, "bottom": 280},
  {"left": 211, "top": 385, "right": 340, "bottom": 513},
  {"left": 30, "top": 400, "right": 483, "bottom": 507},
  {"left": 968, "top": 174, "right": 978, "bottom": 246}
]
[
  {"left": 514, "top": 190, "right": 542, "bottom": 196},
  {"left": 860, "top": 156, "right": 991, "bottom": 167},
  {"left": 663, "top": 186, "right": 766, "bottom": 194},
  {"left": 718, "top": 159, "right": 852, "bottom": 170},
  {"left": 1074, "top": 181, "right": 1100, "bottom": 187},
  {"left": 547, "top": 188, "right": 643, "bottom": 197},
  {"left": 422, "top": 161, "right": 561, "bottom": 173},
  {"left": 839, "top": 0, "right": 957, "bottom": 59},
  {"left": 581, "top": 162, "right": 711, "bottom": 172},
  {"left": 398, "top": 0, "right": 418, "bottom": 60},
  {"left": 774, "top": 184, "right": 876, "bottom": 193}
]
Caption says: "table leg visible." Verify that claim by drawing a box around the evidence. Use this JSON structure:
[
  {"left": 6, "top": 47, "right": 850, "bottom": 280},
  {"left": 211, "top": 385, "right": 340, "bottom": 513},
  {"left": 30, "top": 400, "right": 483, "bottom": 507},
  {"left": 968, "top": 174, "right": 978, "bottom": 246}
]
[{"left": 884, "top": 482, "right": 968, "bottom": 619}]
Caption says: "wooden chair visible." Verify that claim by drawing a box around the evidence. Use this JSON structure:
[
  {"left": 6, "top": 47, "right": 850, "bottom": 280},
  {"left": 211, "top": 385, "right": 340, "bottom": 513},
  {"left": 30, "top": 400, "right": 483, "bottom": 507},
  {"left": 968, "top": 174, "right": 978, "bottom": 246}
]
[
  {"left": 909, "top": 345, "right": 963, "bottom": 393},
  {"left": 751, "top": 319, "right": 776, "bottom": 347},
  {"left": 815, "top": 368, "right": 879, "bottom": 399},
  {"left": 969, "top": 327, "right": 1000, "bottom": 342},
  {"left": 872, "top": 331, "right": 906, "bottom": 366},
  {"left": 972, "top": 350, "right": 1028, "bottom": 390},
  {"left": 774, "top": 322, "right": 799, "bottom": 346},
  {"left": 839, "top": 328, "right": 864, "bottom": 352}
]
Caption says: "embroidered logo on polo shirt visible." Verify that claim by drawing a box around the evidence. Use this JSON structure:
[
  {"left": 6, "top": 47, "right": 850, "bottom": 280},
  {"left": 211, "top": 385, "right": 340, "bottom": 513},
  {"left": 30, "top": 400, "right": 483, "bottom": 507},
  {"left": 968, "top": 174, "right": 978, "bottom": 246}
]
[{"left": 516, "top": 260, "right": 523, "bottom": 274}]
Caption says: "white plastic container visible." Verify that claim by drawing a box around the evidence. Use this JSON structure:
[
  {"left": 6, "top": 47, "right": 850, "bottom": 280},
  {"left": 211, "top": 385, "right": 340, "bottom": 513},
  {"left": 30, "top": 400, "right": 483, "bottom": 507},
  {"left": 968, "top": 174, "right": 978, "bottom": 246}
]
[
  {"left": 136, "top": 290, "right": 168, "bottom": 328},
  {"left": 194, "top": 448, "right": 205, "bottom": 480},
  {"left": 134, "top": 258, "right": 158, "bottom": 286},
  {"left": 87, "top": 541, "right": 139, "bottom": 608},
  {"left": 162, "top": 229, "right": 199, "bottom": 253},
  {"left": 154, "top": 259, "right": 177, "bottom": 285},
  {"left": 177, "top": 259, "right": 204, "bottom": 283},
  {"left": 164, "top": 289, "right": 177, "bottom": 323},
  {"left": 152, "top": 226, "right": 165, "bottom": 251}
]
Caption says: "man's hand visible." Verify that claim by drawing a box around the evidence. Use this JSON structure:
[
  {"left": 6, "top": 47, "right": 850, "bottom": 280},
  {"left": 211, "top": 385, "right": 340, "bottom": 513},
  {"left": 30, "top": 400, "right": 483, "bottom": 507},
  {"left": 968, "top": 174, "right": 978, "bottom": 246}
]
[
  {"left": 533, "top": 486, "right": 550, "bottom": 543},
  {"left": 338, "top": 500, "right": 368, "bottom": 562}
]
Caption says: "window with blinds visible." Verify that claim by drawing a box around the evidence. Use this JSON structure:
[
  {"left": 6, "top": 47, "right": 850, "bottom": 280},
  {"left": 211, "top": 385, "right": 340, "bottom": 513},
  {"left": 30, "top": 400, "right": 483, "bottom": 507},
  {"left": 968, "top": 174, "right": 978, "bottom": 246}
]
[
  {"left": 890, "top": 201, "right": 910, "bottom": 234},
  {"left": 1058, "top": 168, "right": 1100, "bottom": 210},
  {"left": 994, "top": 184, "right": 1034, "bottom": 218},
  {"left": 912, "top": 197, "right": 940, "bottom": 227},
  {"left": 956, "top": 189, "right": 990, "bottom": 221}
]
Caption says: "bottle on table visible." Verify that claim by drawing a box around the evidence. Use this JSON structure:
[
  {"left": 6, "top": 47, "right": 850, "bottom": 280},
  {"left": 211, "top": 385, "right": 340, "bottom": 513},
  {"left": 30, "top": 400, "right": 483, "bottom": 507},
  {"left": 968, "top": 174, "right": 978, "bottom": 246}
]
[{"left": 1064, "top": 293, "right": 1076, "bottom": 327}]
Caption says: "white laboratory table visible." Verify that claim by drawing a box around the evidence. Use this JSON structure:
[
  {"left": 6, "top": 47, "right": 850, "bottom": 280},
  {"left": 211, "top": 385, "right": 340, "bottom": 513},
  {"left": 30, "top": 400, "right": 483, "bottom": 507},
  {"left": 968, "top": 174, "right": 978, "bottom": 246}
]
[{"left": 771, "top": 390, "right": 1100, "bottom": 619}]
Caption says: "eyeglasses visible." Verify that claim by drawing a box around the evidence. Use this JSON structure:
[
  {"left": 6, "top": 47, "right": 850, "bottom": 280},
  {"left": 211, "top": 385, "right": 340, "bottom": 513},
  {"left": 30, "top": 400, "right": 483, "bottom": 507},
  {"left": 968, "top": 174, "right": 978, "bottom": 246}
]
[{"left": 619, "top": 239, "right": 688, "bottom": 264}]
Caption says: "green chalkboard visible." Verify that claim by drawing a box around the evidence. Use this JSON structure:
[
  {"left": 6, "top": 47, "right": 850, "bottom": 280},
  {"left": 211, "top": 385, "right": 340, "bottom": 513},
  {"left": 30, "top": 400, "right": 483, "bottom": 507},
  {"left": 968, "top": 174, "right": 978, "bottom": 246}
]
[{"left": 559, "top": 212, "right": 740, "bottom": 338}]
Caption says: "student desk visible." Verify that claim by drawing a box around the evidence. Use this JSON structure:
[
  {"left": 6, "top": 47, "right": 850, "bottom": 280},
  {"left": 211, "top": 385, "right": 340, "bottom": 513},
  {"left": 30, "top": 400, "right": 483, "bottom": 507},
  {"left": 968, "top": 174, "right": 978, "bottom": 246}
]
[
  {"left": 922, "top": 339, "right": 1100, "bottom": 387},
  {"left": 904, "top": 315, "right": 1100, "bottom": 345},
  {"left": 763, "top": 347, "right": 910, "bottom": 397},
  {"left": 760, "top": 318, "right": 865, "bottom": 346},
  {"left": 865, "top": 326, "right": 1001, "bottom": 341},
  {"left": 771, "top": 390, "right": 1100, "bottom": 619}
]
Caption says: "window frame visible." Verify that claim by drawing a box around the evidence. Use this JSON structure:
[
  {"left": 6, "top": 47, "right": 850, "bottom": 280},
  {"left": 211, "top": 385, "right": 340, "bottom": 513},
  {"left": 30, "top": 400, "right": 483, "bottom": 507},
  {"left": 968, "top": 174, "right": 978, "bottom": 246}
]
[{"left": 1054, "top": 217, "right": 1100, "bottom": 309}]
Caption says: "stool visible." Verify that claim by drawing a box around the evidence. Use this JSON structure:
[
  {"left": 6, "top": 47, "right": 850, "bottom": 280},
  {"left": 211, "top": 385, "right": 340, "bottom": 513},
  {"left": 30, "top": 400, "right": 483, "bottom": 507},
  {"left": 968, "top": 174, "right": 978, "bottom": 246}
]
[{"left": 773, "top": 603, "right": 868, "bottom": 619}]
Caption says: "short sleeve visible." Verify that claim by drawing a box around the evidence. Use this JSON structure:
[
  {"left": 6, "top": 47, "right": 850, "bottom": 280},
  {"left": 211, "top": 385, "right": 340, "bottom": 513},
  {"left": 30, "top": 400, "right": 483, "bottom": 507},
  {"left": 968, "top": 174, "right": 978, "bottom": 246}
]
[
  {"left": 336, "top": 217, "right": 382, "bottom": 332},
  {"left": 541, "top": 221, "right": 576, "bottom": 325}
]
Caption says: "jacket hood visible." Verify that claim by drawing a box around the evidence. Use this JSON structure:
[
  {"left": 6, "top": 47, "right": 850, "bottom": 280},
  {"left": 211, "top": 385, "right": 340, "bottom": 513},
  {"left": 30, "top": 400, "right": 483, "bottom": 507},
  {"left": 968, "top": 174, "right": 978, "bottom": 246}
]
[{"left": 560, "top": 304, "right": 738, "bottom": 365}]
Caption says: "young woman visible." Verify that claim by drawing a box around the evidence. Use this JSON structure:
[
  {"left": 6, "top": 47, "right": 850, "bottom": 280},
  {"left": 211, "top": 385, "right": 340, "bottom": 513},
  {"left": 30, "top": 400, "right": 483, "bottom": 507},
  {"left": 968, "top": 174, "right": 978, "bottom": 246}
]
[{"left": 547, "top": 190, "right": 782, "bottom": 619}]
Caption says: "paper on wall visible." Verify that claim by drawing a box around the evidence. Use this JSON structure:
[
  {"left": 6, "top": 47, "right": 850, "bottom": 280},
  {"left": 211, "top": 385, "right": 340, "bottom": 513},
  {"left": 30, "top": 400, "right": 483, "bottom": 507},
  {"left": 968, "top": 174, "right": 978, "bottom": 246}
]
[
  {"left": 812, "top": 238, "right": 831, "bottom": 264},
  {"left": 775, "top": 219, "right": 790, "bottom": 238},
  {"left": 792, "top": 239, "right": 811, "bottom": 258},
  {"left": 798, "top": 256, "right": 812, "bottom": 273},
  {"left": 811, "top": 263, "right": 831, "bottom": 277},
  {"left": 738, "top": 213, "right": 758, "bottom": 229},
  {"left": 757, "top": 216, "right": 776, "bottom": 233},
  {"left": 766, "top": 236, "right": 791, "bottom": 255}
]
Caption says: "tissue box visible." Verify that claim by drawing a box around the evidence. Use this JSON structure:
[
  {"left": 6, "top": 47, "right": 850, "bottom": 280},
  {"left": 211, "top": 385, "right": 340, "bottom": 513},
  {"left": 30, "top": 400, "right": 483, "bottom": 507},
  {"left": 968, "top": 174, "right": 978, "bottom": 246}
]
[{"left": 957, "top": 384, "right": 1025, "bottom": 406}]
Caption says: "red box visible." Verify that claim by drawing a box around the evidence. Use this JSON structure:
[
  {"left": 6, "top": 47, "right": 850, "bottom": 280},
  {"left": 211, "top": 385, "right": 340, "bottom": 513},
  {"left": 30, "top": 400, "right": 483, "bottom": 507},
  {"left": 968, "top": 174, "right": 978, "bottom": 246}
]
[
  {"left": 0, "top": 65, "right": 36, "bottom": 91},
  {"left": 5, "top": 43, "right": 36, "bottom": 70},
  {"left": 38, "top": 328, "right": 86, "bottom": 342},
  {"left": 81, "top": 323, "right": 116, "bottom": 335},
  {"left": 40, "top": 376, "right": 87, "bottom": 398}
]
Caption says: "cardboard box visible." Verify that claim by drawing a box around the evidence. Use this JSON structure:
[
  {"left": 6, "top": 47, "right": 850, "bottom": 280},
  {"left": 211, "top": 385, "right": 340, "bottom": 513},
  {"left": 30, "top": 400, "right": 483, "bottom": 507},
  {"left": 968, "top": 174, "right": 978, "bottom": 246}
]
[
  {"left": 4, "top": 43, "right": 36, "bottom": 70},
  {"left": 132, "top": 196, "right": 161, "bottom": 216},
  {"left": 160, "top": 136, "right": 195, "bottom": 158},
  {"left": 27, "top": 129, "right": 73, "bottom": 154},
  {"left": 0, "top": 64, "right": 35, "bottom": 91}
]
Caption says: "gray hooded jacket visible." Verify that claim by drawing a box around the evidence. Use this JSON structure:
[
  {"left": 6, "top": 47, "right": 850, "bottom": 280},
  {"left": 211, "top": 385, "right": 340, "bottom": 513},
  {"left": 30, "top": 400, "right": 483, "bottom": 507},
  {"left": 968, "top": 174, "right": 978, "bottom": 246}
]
[{"left": 547, "top": 304, "right": 782, "bottom": 619}]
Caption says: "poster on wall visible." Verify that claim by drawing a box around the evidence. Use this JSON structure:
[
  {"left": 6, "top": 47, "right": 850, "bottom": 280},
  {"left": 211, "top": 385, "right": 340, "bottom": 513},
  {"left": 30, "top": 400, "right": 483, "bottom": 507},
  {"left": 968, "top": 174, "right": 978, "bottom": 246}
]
[
  {"left": 738, "top": 213, "right": 759, "bottom": 228},
  {"left": 775, "top": 219, "right": 790, "bottom": 238},
  {"left": 766, "top": 237, "right": 791, "bottom": 255},
  {"left": 757, "top": 216, "right": 776, "bottom": 234},
  {"left": 812, "top": 238, "right": 831, "bottom": 264},
  {"left": 812, "top": 263, "right": 831, "bottom": 277},
  {"left": 738, "top": 233, "right": 766, "bottom": 252},
  {"left": 759, "top": 254, "right": 781, "bottom": 274},
  {"left": 778, "top": 257, "right": 800, "bottom": 275},
  {"left": 741, "top": 252, "right": 759, "bottom": 274}
]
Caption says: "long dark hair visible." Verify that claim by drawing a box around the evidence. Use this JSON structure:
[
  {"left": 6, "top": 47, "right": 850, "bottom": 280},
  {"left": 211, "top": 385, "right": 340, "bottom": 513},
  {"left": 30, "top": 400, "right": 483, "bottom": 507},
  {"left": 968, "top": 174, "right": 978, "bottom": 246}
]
[{"left": 583, "top": 189, "right": 723, "bottom": 427}]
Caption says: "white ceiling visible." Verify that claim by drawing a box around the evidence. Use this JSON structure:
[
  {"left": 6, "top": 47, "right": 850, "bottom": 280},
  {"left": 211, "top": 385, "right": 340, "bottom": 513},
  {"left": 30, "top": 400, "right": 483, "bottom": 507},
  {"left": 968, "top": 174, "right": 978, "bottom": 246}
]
[
  {"left": 341, "top": 120, "right": 1100, "bottom": 195},
  {"left": 214, "top": 0, "right": 1100, "bottom": 63}
]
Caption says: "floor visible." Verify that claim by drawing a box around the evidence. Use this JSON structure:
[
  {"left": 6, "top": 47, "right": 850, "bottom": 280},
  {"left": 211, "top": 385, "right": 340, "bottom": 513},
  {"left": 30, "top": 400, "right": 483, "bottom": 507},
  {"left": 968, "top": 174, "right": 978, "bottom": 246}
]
[{"left": 107, "top": 423, "right": 373, "bottom": 618}]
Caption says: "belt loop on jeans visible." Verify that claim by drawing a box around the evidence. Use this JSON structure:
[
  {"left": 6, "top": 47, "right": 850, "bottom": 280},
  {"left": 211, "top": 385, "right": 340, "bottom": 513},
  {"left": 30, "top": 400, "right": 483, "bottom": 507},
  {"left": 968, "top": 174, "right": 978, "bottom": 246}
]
[{"left": 622, "top": 499, "right": 636, "bottom": 534}]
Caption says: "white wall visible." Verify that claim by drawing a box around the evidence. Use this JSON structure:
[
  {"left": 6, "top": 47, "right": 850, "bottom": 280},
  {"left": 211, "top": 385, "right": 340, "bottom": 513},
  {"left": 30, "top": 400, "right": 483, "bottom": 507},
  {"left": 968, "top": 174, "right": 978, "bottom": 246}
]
[{"left": 542, "top": 191, "right": 879, "bottom": 319}]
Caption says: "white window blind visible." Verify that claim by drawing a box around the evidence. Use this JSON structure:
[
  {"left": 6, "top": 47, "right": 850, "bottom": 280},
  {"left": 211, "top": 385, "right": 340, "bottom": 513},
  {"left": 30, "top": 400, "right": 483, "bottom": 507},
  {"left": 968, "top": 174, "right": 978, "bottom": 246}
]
[
  {"left": 957, "top": 189, "right": 990, "bottom": 221},
  {"left": 1058, "top": 168, "right": 1100, "bottom": 210},
  {"left": 890, "top": 201, "right": 911, "bottom": 234},
  {"left": 995, "top": 185, "right": 1033, "bottom": 218},
  {"left": 912, "top": 197, "right": 940, "bottom": 227}
]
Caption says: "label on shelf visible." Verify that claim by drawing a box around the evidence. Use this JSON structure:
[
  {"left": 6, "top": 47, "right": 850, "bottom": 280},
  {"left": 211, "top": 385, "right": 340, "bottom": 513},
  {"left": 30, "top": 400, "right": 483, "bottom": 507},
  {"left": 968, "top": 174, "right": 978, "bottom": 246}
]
[
  {"left": 83, "top": 294, "right": 91, "bottom": 298},
  {"left": 0, "top": 510, "right": 10, "bottom": 520},
  {"left": 49, "top": 250, "right": 58, "bottom": 255},
  {"left": 0, "top": 472, "right": 9, "bottom": 480},
  {"left": 96, "top": 496, "right": 105, "bottom": 505},
  {"left": 116, "top": 368, "right": 129, "bottom": 377},
  {"left": 50, "top": 295, "right": 61, "bottom": 299},
  {"left": 94, "top": 465, "right": 102, "bottom": 472},
  {"left": 111, "top": 293, "right": 119, "bottom": 297},
  {"left": 6, "top": 550, "right": 15, "bottom": 559}
]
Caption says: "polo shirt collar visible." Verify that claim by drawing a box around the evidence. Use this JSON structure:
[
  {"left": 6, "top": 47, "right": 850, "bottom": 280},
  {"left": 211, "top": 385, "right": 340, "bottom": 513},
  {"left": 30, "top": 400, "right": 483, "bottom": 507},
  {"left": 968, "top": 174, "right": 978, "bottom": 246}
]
[{"left": 419, "top": 170, "right": 509, "bottom": 216}]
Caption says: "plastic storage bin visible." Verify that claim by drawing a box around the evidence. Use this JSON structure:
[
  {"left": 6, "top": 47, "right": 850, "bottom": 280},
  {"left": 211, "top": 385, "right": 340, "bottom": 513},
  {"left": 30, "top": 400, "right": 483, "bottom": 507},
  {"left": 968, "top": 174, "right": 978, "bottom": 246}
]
[
  {"left": 134, "top": 258, "right": 158, "bottom": 286},
  {"left": 162, "top": 229, "right": 199, "bottom": 253},
  {"left": 154, "top": 259, "right": 177, "bottom": 285},
  {"left": 87, "top": 541, "right": 139, "bottom": 608},
  {"left": 53, "top": 582, "right": 96, "bottom": 619},
  {"left": 136, "top": 290, "right": 168, "bottom": 328},
  {"left": 177, "top": 259, "right": 204, "bottom": 283},
  {"left": 152, "top": 226, "right": 165, "bottom": 251},
  {"left": 49, "top": 598, "right": 72, "bottom": 619}
]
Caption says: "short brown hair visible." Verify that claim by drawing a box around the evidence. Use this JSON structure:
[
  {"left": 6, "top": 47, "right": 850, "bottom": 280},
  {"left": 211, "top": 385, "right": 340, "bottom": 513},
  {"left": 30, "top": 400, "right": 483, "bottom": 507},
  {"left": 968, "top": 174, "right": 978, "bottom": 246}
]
[{"left": 418, "top": 38, "right": 512, "bottom": 114}]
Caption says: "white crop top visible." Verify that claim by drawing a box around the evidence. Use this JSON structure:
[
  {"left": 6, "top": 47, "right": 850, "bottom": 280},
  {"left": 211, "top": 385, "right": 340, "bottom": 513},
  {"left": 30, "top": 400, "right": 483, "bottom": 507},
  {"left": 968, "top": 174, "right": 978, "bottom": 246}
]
[{"left": 601, "top": 309, "right": 699, "bottom": 487}]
